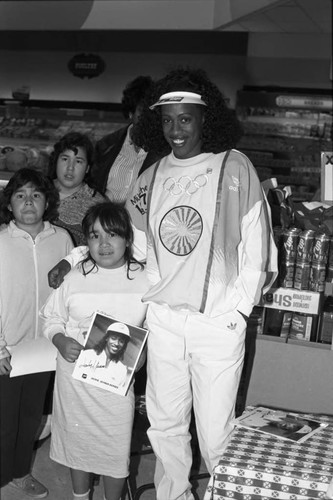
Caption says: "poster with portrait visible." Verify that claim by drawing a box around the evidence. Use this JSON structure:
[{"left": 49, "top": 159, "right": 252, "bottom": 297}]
[
  {"left": 72, "top": 311, "right": 149, "bottom": 396},
  {"left": 235, "top": 406, "right": 327, "bottom": 443}
]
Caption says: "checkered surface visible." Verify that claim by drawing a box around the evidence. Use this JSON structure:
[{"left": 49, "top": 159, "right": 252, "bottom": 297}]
[{"left": 205, "top": 408, "right": 333, "bottom": 500}]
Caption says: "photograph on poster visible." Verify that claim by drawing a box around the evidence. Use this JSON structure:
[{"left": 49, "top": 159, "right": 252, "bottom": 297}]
[{"left": 72, "top": 311, "right": 148, "bottom": 396}]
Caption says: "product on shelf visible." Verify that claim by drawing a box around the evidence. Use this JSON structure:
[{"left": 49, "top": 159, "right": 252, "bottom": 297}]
[
  {"left": 259, "top": 178, "right": 332, "bottom": 342},
  {"left": 317, "top": 296, "right": 333, "bottom": 344},
  {"left": 309, "top": 264, "right": 328, "bottom": 293},
  {"left": 289, "top": 311, "right": 318, "bottom": 342},
  {"left": 278, "top": 227, "right": 301, "bottom": 288},
  {"left": 264, "top": 308, "right": 292, "bottom": 338},
  {"left": 236, "top": 89, "right": 332, "bottom": 202}
]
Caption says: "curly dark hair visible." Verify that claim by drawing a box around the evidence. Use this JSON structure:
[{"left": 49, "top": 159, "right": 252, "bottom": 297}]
[
  {"left": 79, "top": 201, "right": 144, "bottom": 278},
  {"left": 48, "top": 132, "right": 96, "bottom": 187},
  {"left": 132, "top": 66, "right": 243, "bottom": 156},
  {"left": 93, "top": 330, "right": 129, "bottom": 362},
  {"left": 0, "top": 168, "right": 59, "bottom": 224},
  {"left": 121, "top": 75, "right": 154, "bottom": 119}
]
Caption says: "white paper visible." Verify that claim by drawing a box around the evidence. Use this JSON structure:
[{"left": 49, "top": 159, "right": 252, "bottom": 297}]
[{"left": 8, "top": 338, "right": 57, "bottom": 377}]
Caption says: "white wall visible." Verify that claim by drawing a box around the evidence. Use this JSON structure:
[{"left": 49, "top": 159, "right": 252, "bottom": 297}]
[
  {"left": 246, "top": 33, "right": 332, "bottom": 89},
  {"left": 0, "top": 51, "right": 246, "bottom": 108},
  {"left": 0, "top": 32, "right": 331, "bottom": 109}
]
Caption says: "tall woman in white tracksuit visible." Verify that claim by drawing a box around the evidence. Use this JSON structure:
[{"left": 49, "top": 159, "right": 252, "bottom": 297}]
[
  {"left": 125, "top": 67, "right": 278, "bottom": 500},
  {"left": 49, "top": 68, "right": 278, "bottom": 500}
]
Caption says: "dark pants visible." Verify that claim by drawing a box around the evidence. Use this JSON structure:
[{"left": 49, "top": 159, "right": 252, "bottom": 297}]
[{"left": 0, "top": 371, "right": 51, "bottom": 486}]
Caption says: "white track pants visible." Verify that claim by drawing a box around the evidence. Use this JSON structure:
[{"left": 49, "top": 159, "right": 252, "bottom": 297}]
[{"left": 145, "top": 303, "right": 246, "bottom": 500}]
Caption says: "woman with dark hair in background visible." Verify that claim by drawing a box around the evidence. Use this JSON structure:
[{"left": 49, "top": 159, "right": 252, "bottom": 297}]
[{"left": 48, "top": 131, "right": 105, "bottom": 245}]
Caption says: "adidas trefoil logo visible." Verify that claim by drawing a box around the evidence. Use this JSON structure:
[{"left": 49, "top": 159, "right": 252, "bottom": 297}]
[
  {"left": 229, "top": 176, "right": 240, "bottom": 192},
  {"left": 227, "top": 322, "right": 237, "bottom": 330}
]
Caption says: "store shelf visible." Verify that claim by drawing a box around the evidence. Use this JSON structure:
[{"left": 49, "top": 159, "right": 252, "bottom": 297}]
[
  {"left": 0, "top": 99, "right": 127, "bottom": 181},
  {"left": 236, "top": 88, "right": 333, "bottom": 202},
  {"left": 286, "top": 337, "right": 331, "bottom": 349},
  {"left": 257, "top": 333, "right": 287, "bottom": 343}
]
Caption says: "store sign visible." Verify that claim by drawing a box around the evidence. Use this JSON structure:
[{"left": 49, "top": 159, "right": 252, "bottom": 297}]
[
  {"left": 262, "top": 288, "right": 321, "bottom": 315},
  {"left": 276, "top": 95, "right": 332, "bottom": 111},
  {"left": 321, "top": 151, "right": 333, "bottom": 205},
  {"left": 68, "top": 53, "right": 105, "bottom": 79}
]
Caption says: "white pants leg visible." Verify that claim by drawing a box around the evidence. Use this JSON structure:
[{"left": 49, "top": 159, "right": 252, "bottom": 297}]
[
  {"left": 146, "top": 303, "right": 246, "bottom": 500},
  {"left": 146, "top": 305, "right": 194, "bottom": 500},
  {"left": 188, "top": 311, "right": 246, "bottom": 472}
]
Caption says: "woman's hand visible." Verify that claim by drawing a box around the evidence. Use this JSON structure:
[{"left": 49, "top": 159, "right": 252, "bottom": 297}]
[
  {"left": 48, "top": 259, "right": 71, "bottom": 289},
  {"left": 52, "top": 333, "right": 83, "bottom": 363},
  {"left": 0, "top": 356, "right": 12, "bottom": 376}
]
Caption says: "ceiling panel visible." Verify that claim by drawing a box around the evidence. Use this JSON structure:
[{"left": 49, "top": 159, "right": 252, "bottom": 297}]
[
  {"left": 219, "top": 0, "right": 332, "bottom": 33},
  {"left": 237, "top": 12, "right": 283, "bottom": 33},
  {"left": 0, "top": 0, "right": 331, "bottom": 33},
  {"left": 264, "top": 5, "right": 321, "bottom": 33},
  {"left": 296, "top": 0, "right": 333, "bottom": 32}
]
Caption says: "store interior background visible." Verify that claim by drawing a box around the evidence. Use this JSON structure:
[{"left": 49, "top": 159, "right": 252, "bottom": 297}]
[
  {"left": 0, "top": 1, "right": 332, "bottom": 499},
  {"left": 0, "top": 0, "right": 331, "bottom": 106}
]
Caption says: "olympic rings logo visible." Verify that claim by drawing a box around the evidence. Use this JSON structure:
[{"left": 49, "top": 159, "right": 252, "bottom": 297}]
[{"left": 163, "top": 173, "right": 209, "bottom": 196}]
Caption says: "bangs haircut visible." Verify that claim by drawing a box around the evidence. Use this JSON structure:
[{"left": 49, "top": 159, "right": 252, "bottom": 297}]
[
  {"left": 80, "top": 201, "right": 143, "bottom": 278},
  {"left": 48, "top": 131, "right": 94, "bottom": 181},
  {"left": 0, "top": 167, "right": 59, "bottom": 224},
  {"left": 82, "top": 202, "right": 133, "bottom": 244}
]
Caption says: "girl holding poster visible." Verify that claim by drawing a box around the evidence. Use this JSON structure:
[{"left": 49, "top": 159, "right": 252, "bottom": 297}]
[{"left": 40, "top": 202, "right": 148, "bottom": 500}]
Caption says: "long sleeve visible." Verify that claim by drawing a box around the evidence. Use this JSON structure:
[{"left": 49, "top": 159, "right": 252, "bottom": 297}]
[
  {"left": 64, "top": 245, "right": 88, "bottom": 267},
  {"left": 40, "top": 282, "right": 69, "bottom": 343},
  {"left": 231, "top": 160, "right": 278, "bottom": 317},
  {"left": 0, "top": 295, "right": 10, "bottom": 360},
  {"left": 132, "top": 224, "right": 147, "bottom": 263},
  {"left": 234, "top": 192, "right": 278, "bottom": 317}
]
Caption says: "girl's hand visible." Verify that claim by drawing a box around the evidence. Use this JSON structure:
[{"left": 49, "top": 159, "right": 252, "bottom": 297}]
[
  {"left": 0, "top": 356, "right": 12, "bottom": 376},
  {"left": 52, "top": 333, "right": 83, "bottom": 363}
]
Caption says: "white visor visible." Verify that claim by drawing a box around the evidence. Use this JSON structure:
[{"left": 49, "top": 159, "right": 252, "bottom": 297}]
[{"left": 150, "top": 91, "right": 207, "bottom": 110}]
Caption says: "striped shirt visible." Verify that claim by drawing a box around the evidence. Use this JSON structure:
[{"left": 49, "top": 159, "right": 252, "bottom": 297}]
[{"left": 105, "top": 125, "right": 147, "bottom": 203}]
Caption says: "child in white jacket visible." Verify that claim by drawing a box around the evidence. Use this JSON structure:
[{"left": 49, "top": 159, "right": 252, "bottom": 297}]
[{"left": 0, "top": 168, "right": 73, "bottom": 498}]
